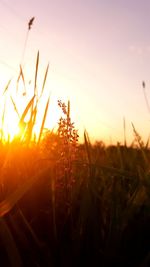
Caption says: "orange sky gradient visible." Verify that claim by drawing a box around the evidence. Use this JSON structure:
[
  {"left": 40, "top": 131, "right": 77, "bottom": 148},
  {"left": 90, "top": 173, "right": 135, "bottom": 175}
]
[{"left": 0, "top": 0, "right": 150, "bottom": 145}]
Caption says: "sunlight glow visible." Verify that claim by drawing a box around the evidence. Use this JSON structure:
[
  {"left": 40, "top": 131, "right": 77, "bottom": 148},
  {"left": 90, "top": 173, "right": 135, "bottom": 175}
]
[
  {"left": 0, "top": 97, "right": 21, "bottom": 142},
  {"left": 0, "top": 75, "right": 61, "bottom": 143}
]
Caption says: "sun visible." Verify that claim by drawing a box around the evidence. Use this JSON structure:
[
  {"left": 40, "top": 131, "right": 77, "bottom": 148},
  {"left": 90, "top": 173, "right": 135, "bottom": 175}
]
[
  {"left": 0, "top": 88, "right": 62, "bottom": 143},
  {"left": 0, "top": 90, "right": 26, "bottom": 142},
  {"left": 0, "top": 66, "right": 70, "bottom": 144},
  {"left": 0, "top": 106, "right": 20, "bottom": 142}
]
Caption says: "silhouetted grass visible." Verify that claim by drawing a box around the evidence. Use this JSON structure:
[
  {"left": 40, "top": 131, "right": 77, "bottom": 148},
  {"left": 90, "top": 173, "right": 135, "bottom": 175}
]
[{"left": 0, "top": 57, "right": 150, "bottom": 267}]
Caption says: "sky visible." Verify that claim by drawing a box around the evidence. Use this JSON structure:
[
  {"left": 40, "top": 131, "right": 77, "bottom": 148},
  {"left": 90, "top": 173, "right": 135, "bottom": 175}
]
[{"left": 0, "top": 0, "right": 150, "bottom": 144}]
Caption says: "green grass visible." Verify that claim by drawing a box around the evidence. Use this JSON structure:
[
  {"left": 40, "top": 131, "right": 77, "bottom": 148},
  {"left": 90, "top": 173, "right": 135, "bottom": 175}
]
[{"left": 0, "top": 56, "right": 150, "bottom": 266}]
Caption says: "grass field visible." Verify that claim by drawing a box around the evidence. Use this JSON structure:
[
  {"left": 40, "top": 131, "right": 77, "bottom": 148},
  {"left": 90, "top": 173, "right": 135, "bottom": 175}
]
[{"left": 0, "top": 55, "right": 150, "bottom": 267}]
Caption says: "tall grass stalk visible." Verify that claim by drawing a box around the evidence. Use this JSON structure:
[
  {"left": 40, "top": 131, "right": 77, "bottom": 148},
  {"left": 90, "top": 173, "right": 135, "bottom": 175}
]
[
  {"left": 37, "top": 95, "right": 50, "bottom": 145},
  {"left": 21, "top": 17, "right": 35, "bottom": 65},
  {"left": 123, "top": 117, "right": 127, "bottom": 147}
]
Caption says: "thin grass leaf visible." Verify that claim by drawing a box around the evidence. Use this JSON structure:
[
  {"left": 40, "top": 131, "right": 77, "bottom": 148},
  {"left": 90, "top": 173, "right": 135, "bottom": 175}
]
[
  {"left": 19, "top": 95, "right": 35, "bottom": 127},
  {"left": 84, "top": 130, "right": 92, "bottom": 165},
  {"left": 123, "top": 117, "right": 127, "bottom": 147},
  {"left": 67, "top": 100, "right": 70, "bottom": 119},
  {"left": 17, "top": 209, "right": 42, "bottom": 247},
  {"left": 17, "top": 65, "right": 25, "bottom": 86},
  {"left": 37, "top": 95, "right": 50, "bottom": 144},
  {"left": 142, "top": 81, "right": 150, "bottom": 114},
  {"left": 2, "top": 79, "right": 11, "bottom": 96},
  {"left": 10, "top": 96, "right": 20, "bottom": 118},
  {"left": 25, "top": 106, "right": 37, "bottom": 144},
  {"left": 17, "top": 65, "right": 26, "bottom": 95},
  {"left": 34, "top": 51, "right": 39, "bottom": 96},
  {"left": 132, "top": 123, "right": 149, "bottom": 166},
  {"left": 40, "top": 63, "right": 49, "bottom": 98}
]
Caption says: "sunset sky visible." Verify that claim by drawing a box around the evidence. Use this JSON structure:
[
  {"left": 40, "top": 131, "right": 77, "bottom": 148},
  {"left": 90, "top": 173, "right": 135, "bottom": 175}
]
[{"left": 0, "top": 0, "right": 150, "bottom": 144}]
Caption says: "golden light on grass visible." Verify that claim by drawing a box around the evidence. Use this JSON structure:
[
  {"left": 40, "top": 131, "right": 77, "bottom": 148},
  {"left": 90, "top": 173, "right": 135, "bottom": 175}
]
[
  {"left": 0, "top": 94, "right": 19, "bottom": 142},
  {"left": 0, "top": 51, "right": 80, "bottom": 145},
  {"left": 0, "top": 52, "right": 53, "bottom": 144}
]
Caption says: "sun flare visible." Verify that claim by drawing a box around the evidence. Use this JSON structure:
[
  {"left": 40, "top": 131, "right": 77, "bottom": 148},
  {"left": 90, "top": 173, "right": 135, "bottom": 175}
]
[
  {"left": 0, "top": 53, "right": 74, "bottom": 144},
  {"left": 0, "top": 85, "right": 61, "bottom": 143},
  {"left": 0, "top": 102, "right": 20, "bottom": 142}
]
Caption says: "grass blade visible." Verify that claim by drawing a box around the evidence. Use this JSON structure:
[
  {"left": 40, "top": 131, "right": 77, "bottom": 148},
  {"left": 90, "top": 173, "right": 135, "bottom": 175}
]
[
  {"left": 123, "top": 117, "right": 127, "bottom": 147},
  {"left": 34, "top": 51, "right": 39, "bottom": 96},
  {"left": 40, "top": 63, "right": 49, "bottom": 98},
  {"left": 37, "top": 95, "right": 50, "bottom": 144},
  {"left": 84, "top": 130, "right": 92, "bottom": 165},
  {"left": 19, "top": 95, "right": 35, "bottom": 127},
  {"left": 2, "top": 79, "right": 11, "bottom": 96},
  {"left": 10, "top": 96, "right": 20, "bottom": 118},
  {"left": 17, "top": 65, "right": 26, "bottom": 95},
  {"left": 26, "top": 105, "right": 37, "bottom": 144},
  {"left": 132, "top": 123, "right": 149, "bottom": 166}
]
